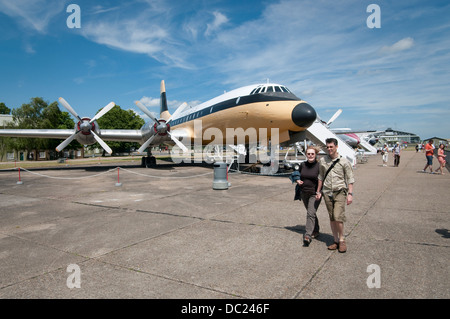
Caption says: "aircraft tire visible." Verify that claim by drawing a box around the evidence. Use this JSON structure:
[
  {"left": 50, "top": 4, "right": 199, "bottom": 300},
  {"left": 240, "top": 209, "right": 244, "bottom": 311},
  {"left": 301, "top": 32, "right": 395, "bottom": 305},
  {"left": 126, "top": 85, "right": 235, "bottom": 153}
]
[{"left": 145, "top": 156, "right": 157, "bottom": 168}]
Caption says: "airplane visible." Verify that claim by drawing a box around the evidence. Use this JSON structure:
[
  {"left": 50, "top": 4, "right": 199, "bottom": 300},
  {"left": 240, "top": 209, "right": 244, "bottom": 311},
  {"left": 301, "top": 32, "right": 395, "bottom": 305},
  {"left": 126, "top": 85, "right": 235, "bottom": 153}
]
[
  {"left": 332, "top": 128, "right": 379, "bottom": 148},
  {"left": 319, "top": 109, "right": 379, "bottom": 149},
  {"left": 0, "top": 80, "right": 318, "bottom": 167}
]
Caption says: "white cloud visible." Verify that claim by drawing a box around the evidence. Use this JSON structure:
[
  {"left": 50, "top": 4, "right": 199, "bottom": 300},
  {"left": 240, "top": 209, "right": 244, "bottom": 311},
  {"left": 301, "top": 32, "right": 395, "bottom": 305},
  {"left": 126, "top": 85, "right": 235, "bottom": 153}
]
[
  {"left": 88, "top": 5, "right": 121, "bottom": 15},
  {"left": 205, "top": 11, "right": 229, "bottom": 36},
  {"left": 24, "top": 43, "right": 35, "bottom": 54},
  {"left": 380, "top": 37, "right": 415, "bottom": 54},
  {"left": 0, "top": 0, "right": 65, "bottom": 33},
  {"left": 82, "top": 20, "right": 167, "bottom": 56},
  {"left": 139, "top": 96, "right": 160, "bottom": 108},
  {"left": 80, "top": 4, "right": 195, "bottom": 70}
]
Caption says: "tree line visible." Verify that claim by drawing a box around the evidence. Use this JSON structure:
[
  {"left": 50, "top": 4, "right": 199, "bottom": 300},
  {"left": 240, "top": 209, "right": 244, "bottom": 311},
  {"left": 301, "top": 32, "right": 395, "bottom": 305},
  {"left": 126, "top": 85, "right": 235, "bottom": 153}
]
[{"left": 0, "top": 98, "right": 145, "bottom": 156}]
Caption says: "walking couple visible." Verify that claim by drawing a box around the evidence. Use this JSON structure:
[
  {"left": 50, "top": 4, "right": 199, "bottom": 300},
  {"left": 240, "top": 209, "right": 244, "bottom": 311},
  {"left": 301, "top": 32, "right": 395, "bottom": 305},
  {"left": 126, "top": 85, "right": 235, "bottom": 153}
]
[{"left": 294, "top": 138, "right": 355, "bottom": 253}]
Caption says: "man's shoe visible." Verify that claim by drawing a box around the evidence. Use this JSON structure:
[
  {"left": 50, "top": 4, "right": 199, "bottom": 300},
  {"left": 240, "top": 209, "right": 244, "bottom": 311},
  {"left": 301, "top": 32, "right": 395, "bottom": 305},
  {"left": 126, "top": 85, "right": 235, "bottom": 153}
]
[
  {"left": 327, "top": 242, "right": 339, "bottom": 250},
  {"left": 338, "top": 241, "right": 347, "bottom": 253},
  {"left": 311, "top": 231, "right": 320, "bottom": 239},
  {"left": 303, "top": 236, "right": 311, "bottom": 247}
]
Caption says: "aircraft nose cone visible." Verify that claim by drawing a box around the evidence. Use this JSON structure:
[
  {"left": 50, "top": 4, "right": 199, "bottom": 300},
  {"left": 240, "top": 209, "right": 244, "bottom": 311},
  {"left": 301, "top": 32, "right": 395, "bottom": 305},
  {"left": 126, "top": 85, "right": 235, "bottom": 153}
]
[{"left": 291, "top": 102, "right": 317, "bottom": 128}]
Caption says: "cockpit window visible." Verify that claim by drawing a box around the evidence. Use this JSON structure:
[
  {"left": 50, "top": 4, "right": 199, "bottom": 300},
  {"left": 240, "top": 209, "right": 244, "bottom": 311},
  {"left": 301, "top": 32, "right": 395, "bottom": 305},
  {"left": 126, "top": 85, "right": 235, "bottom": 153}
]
[
  {"left": 250, "top": 85, "right": 292, "bottom": 95},
  {"left": 280, "top": 86, "right": 292, "bottom": 93}
]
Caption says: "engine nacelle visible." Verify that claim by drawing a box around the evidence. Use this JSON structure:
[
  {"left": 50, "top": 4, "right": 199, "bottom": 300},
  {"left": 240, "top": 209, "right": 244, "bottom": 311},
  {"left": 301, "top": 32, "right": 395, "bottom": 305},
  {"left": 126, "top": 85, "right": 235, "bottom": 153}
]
[{"left": 74, "top": 118, "right": 100, "bottom": 145}]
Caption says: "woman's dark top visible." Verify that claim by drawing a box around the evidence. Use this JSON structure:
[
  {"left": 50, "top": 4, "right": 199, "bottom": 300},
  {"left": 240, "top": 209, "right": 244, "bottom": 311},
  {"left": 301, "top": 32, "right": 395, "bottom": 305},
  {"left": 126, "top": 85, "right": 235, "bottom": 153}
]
[{"left": 299, "top": 160, "right": 319, "bottom": 195}]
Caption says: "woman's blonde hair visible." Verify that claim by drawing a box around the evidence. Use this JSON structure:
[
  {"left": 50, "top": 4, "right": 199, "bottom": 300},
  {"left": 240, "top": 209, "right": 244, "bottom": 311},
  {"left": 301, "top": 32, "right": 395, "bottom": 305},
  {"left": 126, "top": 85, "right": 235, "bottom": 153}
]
[{"left": 306, "top": 145, "right": 321, "bottom": 155}]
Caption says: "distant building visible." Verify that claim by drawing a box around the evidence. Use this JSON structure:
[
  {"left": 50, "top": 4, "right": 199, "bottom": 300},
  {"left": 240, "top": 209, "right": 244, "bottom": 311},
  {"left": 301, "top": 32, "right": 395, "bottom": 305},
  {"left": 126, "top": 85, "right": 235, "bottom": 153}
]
[
  {"left": 376, "top": 128, "right": 421, "bottom": 146},
  {"left": 0, "top": 114, "right": 13, "bottom": 127},
  {"left": 423, "top": 137, "right": 449, "bottom": 147}
]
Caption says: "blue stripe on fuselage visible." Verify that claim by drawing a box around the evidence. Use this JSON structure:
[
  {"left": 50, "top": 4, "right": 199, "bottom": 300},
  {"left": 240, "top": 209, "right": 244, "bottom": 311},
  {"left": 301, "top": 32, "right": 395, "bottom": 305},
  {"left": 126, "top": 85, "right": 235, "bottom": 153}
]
[{"left": 171, "top": 92, "right": 300, "bottom": 127}]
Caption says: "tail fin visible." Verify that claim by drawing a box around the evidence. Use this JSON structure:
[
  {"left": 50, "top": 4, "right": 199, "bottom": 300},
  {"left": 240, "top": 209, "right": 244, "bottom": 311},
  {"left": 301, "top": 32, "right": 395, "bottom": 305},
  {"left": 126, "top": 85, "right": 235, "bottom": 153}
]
[{"left": 159, "top": 80, "right": 171, "bottom": 120}]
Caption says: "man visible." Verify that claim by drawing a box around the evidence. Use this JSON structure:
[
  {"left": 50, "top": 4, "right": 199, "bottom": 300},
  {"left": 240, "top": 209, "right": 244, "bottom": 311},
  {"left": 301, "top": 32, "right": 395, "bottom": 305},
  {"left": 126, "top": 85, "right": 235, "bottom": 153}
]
[
  {"left": 393, "top": 142, "right": 401, "bottom": 167},
  {"left": 422, "top": 140, "right": 435, "bottom": 173},
  {"left": 316, "top": 138, "right": 354, "bottom": 253}
]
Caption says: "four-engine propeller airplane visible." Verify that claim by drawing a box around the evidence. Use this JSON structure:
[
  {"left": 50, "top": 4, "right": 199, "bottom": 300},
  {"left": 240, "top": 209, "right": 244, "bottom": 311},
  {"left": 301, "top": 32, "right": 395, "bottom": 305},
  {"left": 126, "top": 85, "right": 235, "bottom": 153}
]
[
  {"left": 0, "top": 80, "right": 318, "bottom": 166},
  {"left": 319, "top": 109, "right": 379, "bottom": 149}
]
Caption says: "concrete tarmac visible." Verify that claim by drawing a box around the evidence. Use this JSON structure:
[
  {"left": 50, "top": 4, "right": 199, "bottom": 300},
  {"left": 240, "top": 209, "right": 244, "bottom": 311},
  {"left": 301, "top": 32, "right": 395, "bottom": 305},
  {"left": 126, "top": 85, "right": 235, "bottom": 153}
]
[{"left": 0, "top": 151, "right": 448, "bottom": 299}]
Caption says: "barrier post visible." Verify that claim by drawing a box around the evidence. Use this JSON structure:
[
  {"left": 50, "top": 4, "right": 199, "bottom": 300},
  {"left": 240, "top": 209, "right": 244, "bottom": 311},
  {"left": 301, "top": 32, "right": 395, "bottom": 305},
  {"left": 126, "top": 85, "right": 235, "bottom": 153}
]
[
  {"left": 17, "top": 167, "right": 23, "bottom": 184},
  {"left": 115, "top": 167, "right": 122, "bottom": 187}
]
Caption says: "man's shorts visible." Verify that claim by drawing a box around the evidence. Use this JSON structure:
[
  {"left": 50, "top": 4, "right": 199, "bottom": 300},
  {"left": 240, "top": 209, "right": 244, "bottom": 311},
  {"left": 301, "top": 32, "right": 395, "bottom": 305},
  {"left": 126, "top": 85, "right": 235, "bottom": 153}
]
[
  {"left": 426, "top": 155, "right": 433, "bottom": 165},
  {"left": 323, "top": 189, "right": 347, "bottom": 222}
]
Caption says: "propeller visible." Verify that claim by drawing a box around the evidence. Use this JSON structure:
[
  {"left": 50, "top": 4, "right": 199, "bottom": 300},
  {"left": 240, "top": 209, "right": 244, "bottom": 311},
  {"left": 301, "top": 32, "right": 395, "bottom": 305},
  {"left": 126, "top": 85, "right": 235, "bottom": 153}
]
[
  {"left": 326, "top": 109, "right": 342, "bottom": 126},
  {"left": 56, "top": 98, "right": 115, "bottom": 154},
  {"left": 135, "top": 100, "right": 161, "bottom": 126},
  {"left": 134, "top": 100, "right": 188, "bottom": 153}
]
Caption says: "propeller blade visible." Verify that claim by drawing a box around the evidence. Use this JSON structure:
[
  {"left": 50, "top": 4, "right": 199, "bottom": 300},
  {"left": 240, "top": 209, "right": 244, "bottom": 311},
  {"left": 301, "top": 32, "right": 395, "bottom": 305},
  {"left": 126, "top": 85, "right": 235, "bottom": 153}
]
[
  {"left": 137, "top": 134, "right": 157, "bottom": 154},
  {"left": 90, "top": 102, "right": 115, "bottom": 123},
  {"left": 168, "top": 131, "right": 188, "bottom": 153},
  {"left": 135, "top": 100, "right": 160, "bottom": 125},
  {"left": 326, "top": 109, "right": 342, "bottom": 126},
  {"left": 160, "top": 80, "right": 168, "bottom": 113},
  {"left": 90, "top": 130, "right": 113, "bottom": 154},
  {"left": 55, "top": 132, "right": 78, "bottom": 152},
  {"left": 59, "top": 97, "right": 82, "bottom": 122},
  {"left": 167, "top": 102, "right": 187, "bottom": 124}
]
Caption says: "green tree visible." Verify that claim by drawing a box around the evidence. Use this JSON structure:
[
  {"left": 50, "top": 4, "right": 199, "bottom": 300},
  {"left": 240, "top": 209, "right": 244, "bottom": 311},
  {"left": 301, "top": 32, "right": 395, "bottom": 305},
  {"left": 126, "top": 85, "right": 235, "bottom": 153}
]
[
  {"left": 0, "top": 102, "right": 11, "bottom": 114},
  {"left": 96, "top": 105, "right": 145, "bottom": 154},
  {"left": 10, "top": 97, "right": 76, "bottom": 155}
]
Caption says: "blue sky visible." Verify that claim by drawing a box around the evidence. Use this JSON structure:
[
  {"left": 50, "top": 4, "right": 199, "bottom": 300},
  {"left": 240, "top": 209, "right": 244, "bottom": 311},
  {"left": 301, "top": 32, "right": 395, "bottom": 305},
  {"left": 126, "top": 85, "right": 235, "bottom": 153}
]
[{"left": 1, "top": 0, "right": 449, "bottom": 140}]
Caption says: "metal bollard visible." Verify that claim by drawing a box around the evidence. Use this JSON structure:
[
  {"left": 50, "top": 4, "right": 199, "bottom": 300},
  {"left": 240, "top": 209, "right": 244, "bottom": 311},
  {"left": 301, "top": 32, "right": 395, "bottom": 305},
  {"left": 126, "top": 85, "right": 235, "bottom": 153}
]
[{"left": 212, "top": 162, "right": 230, "bottom": 190}]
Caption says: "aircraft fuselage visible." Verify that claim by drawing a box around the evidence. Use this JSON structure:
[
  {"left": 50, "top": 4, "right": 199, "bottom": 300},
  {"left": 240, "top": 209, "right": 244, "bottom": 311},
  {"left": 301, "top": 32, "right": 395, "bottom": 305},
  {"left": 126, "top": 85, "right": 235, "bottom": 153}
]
[{"left": 159, "top": 83, "right": 317, "bottom": 146}]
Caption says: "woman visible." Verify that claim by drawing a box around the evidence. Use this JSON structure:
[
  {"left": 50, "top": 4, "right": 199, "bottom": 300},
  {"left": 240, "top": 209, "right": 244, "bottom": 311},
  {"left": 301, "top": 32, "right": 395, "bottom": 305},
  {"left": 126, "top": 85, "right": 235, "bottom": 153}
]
[
  {"left": 381, "top": 144, "right": 389, "bottom": 166},
  {"left": 296, "top": 145, "right": 322, "bottom": 246},
  {"left": 434, "top": 144, "right": 447, "bottom": 175}
]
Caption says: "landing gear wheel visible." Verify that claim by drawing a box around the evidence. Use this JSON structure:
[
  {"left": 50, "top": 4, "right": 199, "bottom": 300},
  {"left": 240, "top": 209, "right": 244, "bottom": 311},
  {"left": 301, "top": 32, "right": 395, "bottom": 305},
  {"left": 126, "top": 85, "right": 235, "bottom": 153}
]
[
  {"left": 141, "top": 156, "right": 157, "bottom": 168},
  {"left": 146, "top": 156, "right": 157, "bottom": 168}
]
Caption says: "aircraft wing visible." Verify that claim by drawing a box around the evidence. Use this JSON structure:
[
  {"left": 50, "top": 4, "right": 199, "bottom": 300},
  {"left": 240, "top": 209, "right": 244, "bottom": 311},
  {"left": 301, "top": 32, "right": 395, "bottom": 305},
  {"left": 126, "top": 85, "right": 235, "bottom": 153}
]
[
  {"left": 97, "top": 129, "right": 144, "bottom": 143},
  {"left": 332, "top": 129, "right": 379, "bottom": 134},
  {"left": 0, "top": 129, "right": 145, "bottom": 143},
  {"left": 0, "top": 129, "right": 74, "bottom": 139}
]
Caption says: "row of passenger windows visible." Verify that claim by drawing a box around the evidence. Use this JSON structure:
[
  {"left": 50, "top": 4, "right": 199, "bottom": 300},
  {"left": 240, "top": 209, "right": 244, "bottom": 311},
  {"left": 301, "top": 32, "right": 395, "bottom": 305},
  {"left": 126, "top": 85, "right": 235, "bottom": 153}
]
[
  {"left": 250, "top": 85, "right": 292, "bottom": 95},
  {"left": 172, "top": 108, "right": 210, "bottom": 125}
]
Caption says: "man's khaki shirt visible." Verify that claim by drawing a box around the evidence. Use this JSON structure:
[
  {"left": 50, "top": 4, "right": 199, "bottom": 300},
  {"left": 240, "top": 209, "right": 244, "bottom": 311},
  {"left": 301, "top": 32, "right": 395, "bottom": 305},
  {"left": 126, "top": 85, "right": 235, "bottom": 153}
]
[{"left": 318, "top": 154, "right": 355, "bottom": 192}]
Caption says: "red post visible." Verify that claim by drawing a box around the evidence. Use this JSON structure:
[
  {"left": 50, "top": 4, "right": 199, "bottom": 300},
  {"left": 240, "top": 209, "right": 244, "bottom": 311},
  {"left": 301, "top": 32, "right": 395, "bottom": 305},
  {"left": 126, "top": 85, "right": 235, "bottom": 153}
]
[
  {"left": 17, "top": 167, "right": 23, "bottom": 184},
  {"left": 115, "top": 167, "right": 122, "bottom": 186}
]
